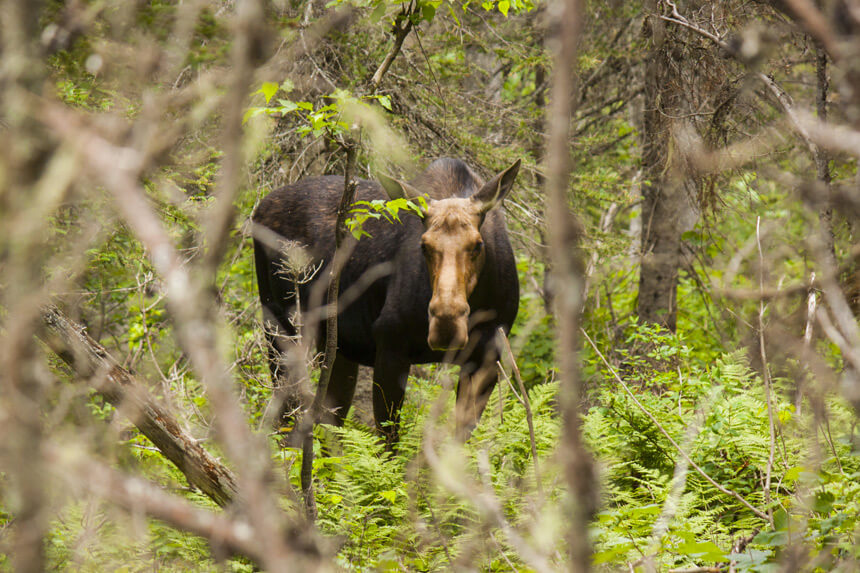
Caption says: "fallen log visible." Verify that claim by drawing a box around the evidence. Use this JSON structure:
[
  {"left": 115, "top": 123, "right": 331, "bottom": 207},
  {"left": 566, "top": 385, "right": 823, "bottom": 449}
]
[{"left": 38, "top": 306, "right": 239, "bottom": 508}]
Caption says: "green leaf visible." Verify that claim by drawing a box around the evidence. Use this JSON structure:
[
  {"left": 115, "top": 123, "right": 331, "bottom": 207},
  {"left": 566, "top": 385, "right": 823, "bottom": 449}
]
[
  {"left": 676, "top": 540, "right": 727, "bottom": 562},
  {"left": 783, "top": 466, "right": 803, "bottom": 483},
  {"left": 242, "top": 107, "right": 265, "bottom": 124},
  {"left": 276, "top": 99, "right": 298, "bottom": 113},
  {"left": 498, "top": 0, "right": 510, "bottom": 16},
  {"left": 370, "top": 1, "right": 388, "bottom": 23},
  {"left": 813, "top": 491, "right": 835, "bottom": 515},
  {"left": 447, "top": 2, "right": 461, "bottom": 25},
  {"left": 628, "top": 503, "right": 661, "bottom": 518},
  {"left": 729, "top": 549, "right": 771, "bottom": 571},
  {"left": 753, "top": 530, "right": 789, "bottom": 547},
  {"left": 377, "top": 94, "right": 392, "bottom": 111},
  {"left": 258, "top": 81, "right": 279, "bottom": 104},
  {"left": 593, "top": 542, "right": 634, "bottom": 565},
  {"left": 773, "top": 508, "right": 789, "bottom": 530}
]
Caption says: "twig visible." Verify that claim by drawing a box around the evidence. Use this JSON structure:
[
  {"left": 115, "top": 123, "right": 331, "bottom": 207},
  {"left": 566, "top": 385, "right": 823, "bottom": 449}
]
[
  {"left": 643, "top": 401, "right": 710, "bottom": 572},
  {"left": 816, "top": 306, "right": 860, "bottom": 371},
  {"left": 496, "top": 328, "right": 542, "bottom": 497},
  {"left": 658, "top": 15, "right": 726, "bottom": 48},
  {"left": 422, "top": 439, "right": 552, "bottom": 573},
  {"left": 728, "top": 528, "right": 760, "bottom": 573},
  {"left": 299, "top": 142, "right": 358, "bottom": 519},
  {"left": 370, "top": 2, "right": 415, "bottom": 90},
  {"left": 778, "top": 0, "right": 842, "bottom": 61},
  {"left": 756, "top": 217, "right": 777, "bottom": 528},
  {"left": 581, "top": 329, "right": 770, "bottom": 522}
]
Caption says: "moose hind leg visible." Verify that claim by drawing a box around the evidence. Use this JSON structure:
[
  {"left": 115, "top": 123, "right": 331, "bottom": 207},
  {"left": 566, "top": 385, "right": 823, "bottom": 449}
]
[
  {"left": 320, "top": 353, "right": 359, "bottom": 426},
  {"left": 261, "top": 303, "right": 304, "bottom": 431}
]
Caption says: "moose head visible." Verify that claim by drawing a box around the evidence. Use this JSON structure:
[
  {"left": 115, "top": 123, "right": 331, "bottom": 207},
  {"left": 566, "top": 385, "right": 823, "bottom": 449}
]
[{"left": 379, "top": 160, "right": 521, "bottom": 351}]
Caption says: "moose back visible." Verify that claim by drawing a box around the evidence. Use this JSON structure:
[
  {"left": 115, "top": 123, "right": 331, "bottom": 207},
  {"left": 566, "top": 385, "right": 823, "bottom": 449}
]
[{"left": 253, "top": 158, "right": 520, "bottom": 443}]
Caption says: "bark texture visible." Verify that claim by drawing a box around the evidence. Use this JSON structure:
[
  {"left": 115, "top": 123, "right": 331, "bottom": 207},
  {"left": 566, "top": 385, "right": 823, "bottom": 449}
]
[
  {"left": 39, "top": 307, "right": 240, "bottom": 508},
  {"left": 637, "top": 0, "right": 694, "bottom": 332},
  {"left": 544, "top": 0, "right": 597, "bottom": 570}
]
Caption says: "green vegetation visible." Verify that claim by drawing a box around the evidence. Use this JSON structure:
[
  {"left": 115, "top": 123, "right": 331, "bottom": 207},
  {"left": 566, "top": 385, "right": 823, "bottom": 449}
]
[{"left": 1, "top": 0, "right": 858, "bottom": 571}]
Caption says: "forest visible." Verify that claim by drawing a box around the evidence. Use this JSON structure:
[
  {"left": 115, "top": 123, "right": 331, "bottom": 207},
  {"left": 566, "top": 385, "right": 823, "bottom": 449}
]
[{"left": 1, "top": 0, "right": 859, "bottom": 571}]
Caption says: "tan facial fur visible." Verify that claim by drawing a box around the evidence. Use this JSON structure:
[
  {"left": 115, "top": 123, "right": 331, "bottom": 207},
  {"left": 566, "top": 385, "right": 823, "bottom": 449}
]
[{"left": 421, "top": 198, "right": 486, "bottom": 351}]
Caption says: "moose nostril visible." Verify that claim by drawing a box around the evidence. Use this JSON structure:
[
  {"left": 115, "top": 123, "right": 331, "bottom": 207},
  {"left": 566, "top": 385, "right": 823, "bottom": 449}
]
[
  {"left": 429, "top": 299, "right": 469, "bottom": 319},
  {"left": 427, "top": 317, "right": 469, "bottom": 351}
]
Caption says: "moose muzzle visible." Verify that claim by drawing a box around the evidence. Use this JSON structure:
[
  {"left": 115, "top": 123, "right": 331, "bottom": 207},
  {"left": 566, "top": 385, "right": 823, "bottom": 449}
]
[{"left": 427, "top": 292, "right": 470, "bottom": 351}]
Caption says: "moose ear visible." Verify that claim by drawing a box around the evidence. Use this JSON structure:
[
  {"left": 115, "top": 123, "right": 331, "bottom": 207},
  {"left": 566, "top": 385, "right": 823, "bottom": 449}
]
[
  {"left": 378, "top": 172, "right": 422, "bottom": 201},
  {"left": 473, "top": 159, "right": 521, "bottom": 214}
]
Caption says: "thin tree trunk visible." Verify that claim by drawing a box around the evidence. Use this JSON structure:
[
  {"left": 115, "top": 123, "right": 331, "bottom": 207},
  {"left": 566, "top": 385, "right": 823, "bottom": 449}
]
[
  {"left": 544, "top": 0, "right": 597, "bottom": 570},
  {"left": 637, "top": 0, "right": 689, "bottom": 332},
  {"left": 815, "top": 43, "right": 834, "bottom": 256},
  {"left": 299, "top": 142, "right": 358, "bottom": 519}
]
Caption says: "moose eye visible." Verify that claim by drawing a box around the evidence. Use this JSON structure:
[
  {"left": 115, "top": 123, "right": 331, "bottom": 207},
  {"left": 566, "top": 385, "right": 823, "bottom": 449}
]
[{"left": 471, "top": 241, "right": 484, "bottom": 257}]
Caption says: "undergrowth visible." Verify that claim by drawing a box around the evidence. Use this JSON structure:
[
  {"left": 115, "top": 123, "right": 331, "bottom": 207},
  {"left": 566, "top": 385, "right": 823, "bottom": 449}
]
[{"left": 285, "top": 324, "right": 859, "bottom": 571}]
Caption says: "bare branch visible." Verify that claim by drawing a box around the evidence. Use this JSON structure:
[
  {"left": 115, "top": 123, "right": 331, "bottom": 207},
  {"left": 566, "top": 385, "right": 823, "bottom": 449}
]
[
  {"left": 201, "top": 0, "right": 267, "bottom": 278},
  {"left": 46, "top": 445, "right": 270, "bottom": 566},
  {"left": 370, "top": 2, "right": 415, "bottom": 90},
  {"left": 756, "top": 217, "right": 777, "bottom": 528},
  {"left": 422, "top": 440, "right": 553, "bottom": 572},
  {"left": 774, "top": 0, "right": 842, "bottom": 60},
  {"left": 496, "top": 328, "right": 542, "bottom": 497},
  {"left": 299, "top": 142, "right": 359, "bottom": 517}
]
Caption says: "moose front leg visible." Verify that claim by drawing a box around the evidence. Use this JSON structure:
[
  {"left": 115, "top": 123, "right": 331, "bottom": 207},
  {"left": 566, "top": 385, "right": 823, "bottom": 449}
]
[
  {"left": 455, "top": 358, "right": 499, "bottom": 440},
  {"left": 372, "top": 351, "right": 410, "bottom": 449},
  {"left": 321, "top": 353, "right": 359, "bottom": 426}
]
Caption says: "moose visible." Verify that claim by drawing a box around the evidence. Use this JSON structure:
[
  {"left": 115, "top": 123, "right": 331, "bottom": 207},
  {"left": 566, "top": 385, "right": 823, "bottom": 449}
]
[{"left": 253, "top": 158, "right": 521, "bottom": 444}]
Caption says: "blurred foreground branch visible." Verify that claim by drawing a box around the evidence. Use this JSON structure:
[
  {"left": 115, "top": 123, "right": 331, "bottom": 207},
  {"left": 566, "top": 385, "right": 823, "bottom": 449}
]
[
  {"left": 543, "top": 0, "right": 597, "bottom": 570},
  {"left": 41, "top": 102, "right": 315, "bottom": 571},
  {"left": 46, "top": 445, "right": 265, "bottom": 565}
]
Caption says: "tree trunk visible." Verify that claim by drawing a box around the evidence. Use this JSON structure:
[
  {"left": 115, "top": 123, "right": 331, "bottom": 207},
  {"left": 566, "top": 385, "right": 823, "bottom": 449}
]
[{"left": 637, "top": 0, "right": 693, "bottom": 332}]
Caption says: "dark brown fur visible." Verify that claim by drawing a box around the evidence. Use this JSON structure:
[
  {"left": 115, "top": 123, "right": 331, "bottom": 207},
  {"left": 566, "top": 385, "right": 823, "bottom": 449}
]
[{"left": 253, "top": 158, "right": 520, "bottom": 443}]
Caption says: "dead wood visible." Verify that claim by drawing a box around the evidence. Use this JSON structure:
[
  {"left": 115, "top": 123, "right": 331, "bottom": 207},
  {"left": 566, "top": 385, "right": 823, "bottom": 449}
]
[{"left": 38, "top": 306, "right": 240, "bottom": 509}]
